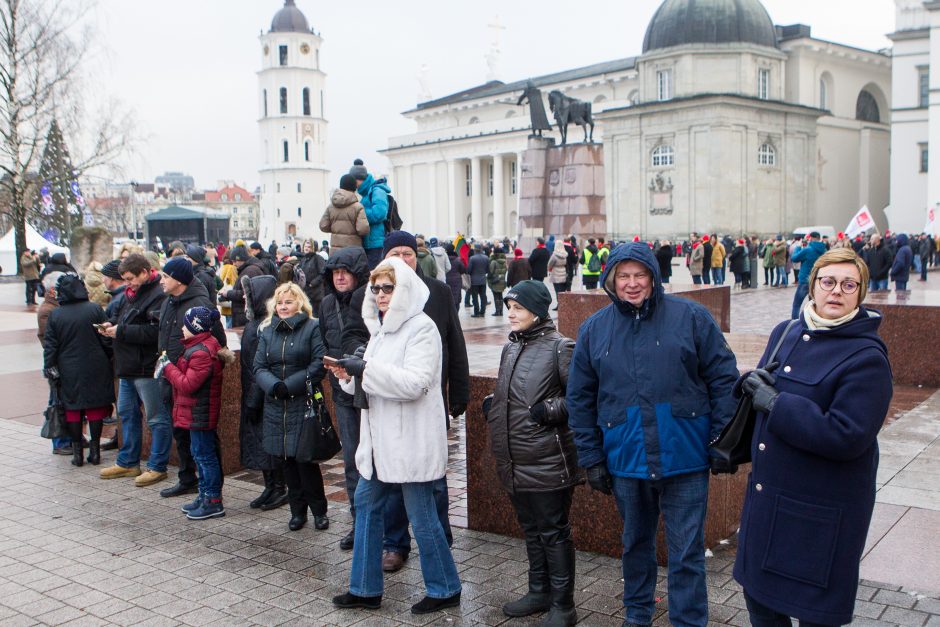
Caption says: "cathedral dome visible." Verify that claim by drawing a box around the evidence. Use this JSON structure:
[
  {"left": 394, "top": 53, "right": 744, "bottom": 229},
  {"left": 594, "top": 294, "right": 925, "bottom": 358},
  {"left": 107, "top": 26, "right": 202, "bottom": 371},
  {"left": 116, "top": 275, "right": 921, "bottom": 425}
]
[
  {"left": 270, "top": 0, "right": 310, "bottom": 34},
  {"left": 642, "top": 0, "right": 778, "bottom": 53}
]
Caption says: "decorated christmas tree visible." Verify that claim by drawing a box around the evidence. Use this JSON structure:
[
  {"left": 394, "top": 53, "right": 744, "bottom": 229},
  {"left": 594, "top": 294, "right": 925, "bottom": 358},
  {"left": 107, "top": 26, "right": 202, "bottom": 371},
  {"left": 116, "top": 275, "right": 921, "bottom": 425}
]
[{"left": 30, "top": 120, "right": 90, "bottom": 245}]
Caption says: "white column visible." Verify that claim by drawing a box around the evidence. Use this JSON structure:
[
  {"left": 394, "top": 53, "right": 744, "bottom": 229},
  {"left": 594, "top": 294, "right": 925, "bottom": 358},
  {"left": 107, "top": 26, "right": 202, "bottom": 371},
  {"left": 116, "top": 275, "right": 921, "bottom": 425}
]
[
  {"left": 470, "top": 156, "right": 482, "bottom": 238},
  {"left": 447, "top": 158, "right": 458, "bottom": 236},
  {"left": 402, "top": 164, "right": 414, "bottom": 229},
  {"left": 427, "top": 161, "right": 438, "bottom": 236},
  {"left": 929, "top": 6, "right": 940, "bottom": 229},
  {"left": 492, "top": 153, "right": 505, "bottom": 238}
]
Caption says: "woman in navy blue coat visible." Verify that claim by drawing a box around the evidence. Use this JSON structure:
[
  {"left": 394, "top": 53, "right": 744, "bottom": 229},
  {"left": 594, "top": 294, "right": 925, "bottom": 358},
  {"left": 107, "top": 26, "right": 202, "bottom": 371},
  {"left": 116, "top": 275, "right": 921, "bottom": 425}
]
[{"left": 733, "top": 248, "right": 893, "bottom": 626}]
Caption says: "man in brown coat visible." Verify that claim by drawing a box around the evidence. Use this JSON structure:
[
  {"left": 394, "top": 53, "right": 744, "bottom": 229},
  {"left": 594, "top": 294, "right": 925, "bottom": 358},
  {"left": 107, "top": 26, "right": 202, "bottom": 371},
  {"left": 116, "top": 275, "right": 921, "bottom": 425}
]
[
  {"left": 319, "top": 174, "right": 368, "bottom": 250},
  {"left": 21, "top": 250, "right": 41, "bottom": 305}
]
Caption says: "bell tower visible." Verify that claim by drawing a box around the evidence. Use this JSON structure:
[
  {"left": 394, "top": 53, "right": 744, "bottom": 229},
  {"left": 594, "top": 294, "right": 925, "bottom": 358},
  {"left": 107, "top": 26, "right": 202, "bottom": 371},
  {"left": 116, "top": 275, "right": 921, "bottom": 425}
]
[{"left": 257, "top": 0, "right": 329, "bottom": 244}]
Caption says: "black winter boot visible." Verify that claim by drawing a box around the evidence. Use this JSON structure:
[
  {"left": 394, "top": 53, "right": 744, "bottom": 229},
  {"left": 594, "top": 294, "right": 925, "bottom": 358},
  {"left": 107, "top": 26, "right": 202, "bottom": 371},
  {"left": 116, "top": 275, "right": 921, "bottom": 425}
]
[
  {"left": 542, "top": 539, "right": 578, "bottom": 626},
  {"left": 261, "top": 467, "right": 289, "bottom": 511},
  {"left": 67, "top": 421, "right": 84, "bottom": 467},
  {"left": 86, "top": 420, "right": 102, "bottom": 465},
  {"left": 250, "top": 470, "right": 275, "bottom": 509},
  {"left": 288, "top": 501, "right": 307, "bottom": 531},
  {"left": 503, "top": 532, "right": 551, "bottom": 617}
]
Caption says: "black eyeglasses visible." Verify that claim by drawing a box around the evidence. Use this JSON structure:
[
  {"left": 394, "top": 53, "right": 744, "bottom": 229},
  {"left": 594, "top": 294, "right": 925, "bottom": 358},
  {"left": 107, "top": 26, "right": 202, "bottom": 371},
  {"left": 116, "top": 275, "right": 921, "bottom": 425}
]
[
  {"left": 370, "top": 283, "right": 395, "bottom": 295},
  {"left": 816, "top": 276, "right": 859, "bottom": 294}
]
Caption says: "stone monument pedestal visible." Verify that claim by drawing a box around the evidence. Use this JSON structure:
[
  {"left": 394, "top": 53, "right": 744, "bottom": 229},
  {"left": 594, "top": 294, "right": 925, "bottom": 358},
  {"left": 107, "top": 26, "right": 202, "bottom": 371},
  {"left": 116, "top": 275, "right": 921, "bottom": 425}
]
[{"left": 518, "top": 136, "right": 606, "bottom": 251}]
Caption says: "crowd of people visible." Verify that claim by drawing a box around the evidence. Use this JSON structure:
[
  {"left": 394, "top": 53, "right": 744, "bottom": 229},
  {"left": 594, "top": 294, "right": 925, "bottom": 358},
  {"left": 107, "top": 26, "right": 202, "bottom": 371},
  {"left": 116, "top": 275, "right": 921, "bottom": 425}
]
[{"left": 27, "top": 157, "right": 921, "bottom": 625}]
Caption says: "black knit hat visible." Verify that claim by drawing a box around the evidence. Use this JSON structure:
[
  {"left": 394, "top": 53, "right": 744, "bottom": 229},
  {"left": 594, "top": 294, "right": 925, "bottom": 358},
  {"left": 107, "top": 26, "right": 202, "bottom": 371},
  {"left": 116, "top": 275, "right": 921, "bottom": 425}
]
[
  {"left": 504, "top": 280, "right": 552, "bottom": 321},
  {"left": 231, "top": 246, "right": 250, "bottom": 262},
  {"left": 339, "top": 174, "right": 359, "bottom": 192},
  {"left": 382, "top": 230, "right": 418, "bottom": 258},
  {"left": 101, "top": 259, "right": 122, "bottom": 280},
  {"left": 162, "top": 257, "right": 194, "bottom": 285},
  {"left": 185, "top": 244, "right": 206, "bottom": 263}
]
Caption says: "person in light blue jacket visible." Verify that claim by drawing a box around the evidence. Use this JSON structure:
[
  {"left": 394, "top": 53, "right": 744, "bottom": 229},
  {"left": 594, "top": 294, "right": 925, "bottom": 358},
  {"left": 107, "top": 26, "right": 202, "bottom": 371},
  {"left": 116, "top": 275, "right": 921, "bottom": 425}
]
[
  {"left": 350, "top": 159, "right": 390, "bottom": 269},
  {"left": 567, "top": 242, "right": 738, "bottom": 627}
]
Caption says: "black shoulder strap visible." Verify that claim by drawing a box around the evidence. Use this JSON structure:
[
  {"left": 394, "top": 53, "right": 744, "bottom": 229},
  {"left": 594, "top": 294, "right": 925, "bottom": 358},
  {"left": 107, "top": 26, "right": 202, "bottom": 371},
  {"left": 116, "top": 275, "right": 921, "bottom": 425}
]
[{"left": 767, "top": 319, "right": 800, "bottom": 365}]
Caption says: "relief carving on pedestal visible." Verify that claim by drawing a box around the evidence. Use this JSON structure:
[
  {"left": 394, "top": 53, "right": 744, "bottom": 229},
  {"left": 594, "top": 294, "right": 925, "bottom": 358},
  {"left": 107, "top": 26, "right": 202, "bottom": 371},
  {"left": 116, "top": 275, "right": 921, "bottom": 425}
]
[
  {"left": 648, "top": 172, "right": 674, "bottom": 216},
  {"left": 565, "top": 167, "right": 577, "bottom": 184},
  {"left": 549, "top": 169, "right": 560, "bottom": 186}
]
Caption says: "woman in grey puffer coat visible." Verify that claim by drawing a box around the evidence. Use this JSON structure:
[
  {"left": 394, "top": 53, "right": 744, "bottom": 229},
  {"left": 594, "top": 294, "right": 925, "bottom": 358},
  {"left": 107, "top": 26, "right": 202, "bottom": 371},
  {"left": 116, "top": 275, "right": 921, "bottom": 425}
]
[
  {"left": 254, "top": 281, "right": 329, "bottom": 532},
  {"left": 482, "top": 280, "right": 582, "bottom": 627}
]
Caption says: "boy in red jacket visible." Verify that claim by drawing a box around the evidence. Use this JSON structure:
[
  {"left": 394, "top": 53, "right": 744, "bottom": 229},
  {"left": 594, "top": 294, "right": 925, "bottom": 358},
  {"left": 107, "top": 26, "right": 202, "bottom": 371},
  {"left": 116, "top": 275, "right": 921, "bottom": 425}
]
[{"left": 159, "top": 306, "right": 233, "bottom": 520}]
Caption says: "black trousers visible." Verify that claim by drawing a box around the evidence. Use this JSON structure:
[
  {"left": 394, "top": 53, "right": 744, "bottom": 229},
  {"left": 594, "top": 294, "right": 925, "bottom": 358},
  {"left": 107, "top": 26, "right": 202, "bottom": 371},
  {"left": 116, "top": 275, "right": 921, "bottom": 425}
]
[
  {"left": 470, "top": 285, "right": 487, "bottom": 314},
  {"left": 492, "top": 291, "right": 503, "bottom": 314},
  {"left": 509, "top": 488, "right": 575, "bottom": 603},
  {"left": 743, "top": 590, "right": 835, "bottom": 627},
  {"left": 25, "top": 279, "right": 38, "bottom": 304},
  {"left": 510, "top": 488, "right": 574, "bottom": 548},
  {"left": 174, "top": 427, "right": 223, "bottom": 488},
  {"left": 282, "top": 457, "right": 327, "bottom": 516}
]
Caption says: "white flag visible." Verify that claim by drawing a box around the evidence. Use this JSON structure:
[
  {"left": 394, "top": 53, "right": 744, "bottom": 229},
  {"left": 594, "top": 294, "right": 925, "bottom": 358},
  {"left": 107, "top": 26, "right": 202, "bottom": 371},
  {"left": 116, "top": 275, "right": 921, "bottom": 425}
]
[
  {"left": 845, "top": 205, "right": 875, "bottom": 239},
  {"left": 927, "top": 205, "right": 937, "bottom": 236}
]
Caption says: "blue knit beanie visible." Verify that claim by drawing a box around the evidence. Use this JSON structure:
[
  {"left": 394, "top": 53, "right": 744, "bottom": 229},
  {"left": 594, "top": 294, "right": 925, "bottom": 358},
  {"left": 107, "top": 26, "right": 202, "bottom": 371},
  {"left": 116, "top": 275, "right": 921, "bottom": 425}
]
[
  {"left": 162, "top": 256, "right": 194, "bottom": 285},
  {"left": 183, "top": 306, "right": 220, "bottom": 335}
]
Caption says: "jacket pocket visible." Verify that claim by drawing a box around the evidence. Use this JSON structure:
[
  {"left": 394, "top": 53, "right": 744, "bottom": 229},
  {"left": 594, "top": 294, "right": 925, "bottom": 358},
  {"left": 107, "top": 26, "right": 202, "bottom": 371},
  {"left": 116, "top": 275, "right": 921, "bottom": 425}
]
[
  {"left": 658, "top": 401, "right": 710, "bottom": 472},
  {"left": 761, "top": 494, "right": 842, "bottom": 588}
]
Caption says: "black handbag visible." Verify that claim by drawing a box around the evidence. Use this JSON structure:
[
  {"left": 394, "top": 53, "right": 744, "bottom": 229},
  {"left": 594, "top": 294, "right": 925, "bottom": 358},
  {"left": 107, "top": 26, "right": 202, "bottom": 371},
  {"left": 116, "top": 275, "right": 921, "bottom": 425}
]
[
  {"left": 295, "top": 378, "right": 342, "bottom": 464},
  {"left": 40, "top": 382, "right": 67, "bottom": 440},
  {"left": 709, "top": 319, "right": 798, "bottom": 469}
]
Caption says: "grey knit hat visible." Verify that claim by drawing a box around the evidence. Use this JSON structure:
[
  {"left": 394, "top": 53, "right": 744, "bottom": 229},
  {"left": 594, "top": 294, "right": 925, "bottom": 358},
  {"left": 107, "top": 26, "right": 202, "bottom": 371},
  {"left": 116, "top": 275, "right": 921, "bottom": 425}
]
[{"left": 349, "top": 158, "right": 368, "bottom": 180}]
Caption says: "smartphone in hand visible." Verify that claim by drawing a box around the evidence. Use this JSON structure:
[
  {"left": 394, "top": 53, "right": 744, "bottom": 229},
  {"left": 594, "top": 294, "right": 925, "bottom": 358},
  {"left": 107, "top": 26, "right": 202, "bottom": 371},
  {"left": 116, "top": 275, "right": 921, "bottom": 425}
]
[{"left": 322, "top": 355, "right": 340, "bottom": 367}]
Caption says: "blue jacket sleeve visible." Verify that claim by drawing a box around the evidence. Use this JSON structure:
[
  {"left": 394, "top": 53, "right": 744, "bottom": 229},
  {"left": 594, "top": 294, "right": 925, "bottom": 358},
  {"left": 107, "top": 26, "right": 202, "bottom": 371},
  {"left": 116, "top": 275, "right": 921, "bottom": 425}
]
[
  {"left": 566, "top": 320, "right": 605, "bottom": 468},
  {"left": 365, "top": 187, "right": 388, "bottom": 226},
  {"left": 692, "top": 307, "right": 739, "bottom": 442},
  {"left": 791, "top": 246, "right": 807, "bottom": 263}
]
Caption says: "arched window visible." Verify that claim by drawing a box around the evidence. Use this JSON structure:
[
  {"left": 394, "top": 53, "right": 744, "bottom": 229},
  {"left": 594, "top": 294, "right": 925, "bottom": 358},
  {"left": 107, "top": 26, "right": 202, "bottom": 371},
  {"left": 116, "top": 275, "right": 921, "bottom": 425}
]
[
  {"left": 856, "top": 90, "right": 880, "bottom": 122},
  {"left": 279, "top": 87, "right": 288, "bottom": 114},
  {"left": 819, "top": 78, "right": 828, "bottom": 110},
  {"left": 628, "top": 90, "right": 640, "bottom": 106},
  {"left": 651, "top": 144, "right": 674, "bottom": 167},
  {"left": 282, "top": 140, "right": 289, "bottom": 163},
  {"left": 758, "top": 143, "right": 777, "bottom": 166},
  {"left": 593, "top": 94, "right": 608, "bottom": 104},
  {"left": 302, "top": 88, "right": 310, "bottom": 116},
  {"left": 263, "top": 89, "right": 268, "bottom": 117}
]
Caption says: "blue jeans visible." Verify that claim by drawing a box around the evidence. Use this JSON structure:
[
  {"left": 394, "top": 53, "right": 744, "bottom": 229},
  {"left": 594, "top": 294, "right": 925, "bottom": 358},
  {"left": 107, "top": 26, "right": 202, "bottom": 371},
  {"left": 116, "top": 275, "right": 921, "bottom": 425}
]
[
  {"left": 190, "top": 429, "right": 221, "bottom": 498},
  {"left": 116, "top": 378, "right": 172, "bottom": 472},
  {"left": 870, "top": 279, "right": 888, "bottom": 291},
  {"left": 351, "top": 477, "right": 461, "bottom": 599},
  {"left": 612, "top": 471, "right": 709, "bottom": 627},
  {"left": 711, "top": 268, "right": 723, "bottom": 284},
  {"left": 791, "top": 281, "right": 810, "bottom": 320},
  {"left": 691, "top": 275, "right": 702, "bottom": 284},
  {"left": 384, "top": 476, "right": 453, "bottom": 555},
  {"left": 701, "top": 269, "right": 710, "bottom": 284},
  {"left": 335, "top": 403, "right": 361, "bottom": 515},
  {"left": 774, "top": 266, "right": 787, "bottom": 286},
  {"left": 895, "top": 280, "right": 908, "bottom": 291},
  {"left": 51, "top": 385, "right": 70, "bottom": 450}
]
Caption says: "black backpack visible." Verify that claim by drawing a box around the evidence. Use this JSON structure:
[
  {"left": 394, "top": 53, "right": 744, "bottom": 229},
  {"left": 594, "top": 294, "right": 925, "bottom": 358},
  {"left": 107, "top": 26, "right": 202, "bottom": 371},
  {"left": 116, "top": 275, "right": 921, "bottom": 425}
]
[{"left": 383, "top": 194, "right": 403, "bottom": 235}]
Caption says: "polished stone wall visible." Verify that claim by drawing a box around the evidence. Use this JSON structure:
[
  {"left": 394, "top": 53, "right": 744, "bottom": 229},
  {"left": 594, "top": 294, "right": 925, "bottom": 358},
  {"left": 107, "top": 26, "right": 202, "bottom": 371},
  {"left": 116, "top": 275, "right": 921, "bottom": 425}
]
[{"left": 865, "top": 290, "right": 940, "bottom": 387}]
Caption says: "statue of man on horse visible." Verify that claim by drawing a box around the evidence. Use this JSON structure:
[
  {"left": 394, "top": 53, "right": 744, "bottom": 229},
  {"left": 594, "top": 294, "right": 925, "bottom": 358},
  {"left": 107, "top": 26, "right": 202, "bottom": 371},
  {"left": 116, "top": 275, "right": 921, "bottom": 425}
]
[{"left": 548, "top": 90, "right": 595, "bottom": 146}]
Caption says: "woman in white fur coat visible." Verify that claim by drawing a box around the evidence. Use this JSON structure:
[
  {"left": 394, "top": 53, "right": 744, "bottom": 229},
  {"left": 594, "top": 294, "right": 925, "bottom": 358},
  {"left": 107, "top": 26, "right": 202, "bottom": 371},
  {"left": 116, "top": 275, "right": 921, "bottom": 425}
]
[{"left": 327, "top": 256, "right": 462, "bottom": 616}]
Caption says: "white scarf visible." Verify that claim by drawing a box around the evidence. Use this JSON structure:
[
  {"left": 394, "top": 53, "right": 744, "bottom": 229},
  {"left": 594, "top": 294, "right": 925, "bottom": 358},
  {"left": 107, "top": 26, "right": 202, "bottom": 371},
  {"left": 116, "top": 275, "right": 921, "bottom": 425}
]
[{"left": 803, "top": 301, "right": 859, "bottom": 331}]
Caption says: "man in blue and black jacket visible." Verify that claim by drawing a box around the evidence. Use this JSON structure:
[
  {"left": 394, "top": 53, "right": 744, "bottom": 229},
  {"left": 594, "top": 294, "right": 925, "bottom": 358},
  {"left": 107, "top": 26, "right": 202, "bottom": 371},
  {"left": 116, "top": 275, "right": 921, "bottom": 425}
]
[{"left": 567, "top": 242, "right": 738, "bottom": 627}]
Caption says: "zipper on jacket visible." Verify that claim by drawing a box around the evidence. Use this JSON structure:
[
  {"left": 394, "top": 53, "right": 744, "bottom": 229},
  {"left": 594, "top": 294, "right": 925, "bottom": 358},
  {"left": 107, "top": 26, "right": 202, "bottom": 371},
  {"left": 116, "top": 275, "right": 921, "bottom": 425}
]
[{"left": 555, "top": 432, "right": 570, "bottom": 482}]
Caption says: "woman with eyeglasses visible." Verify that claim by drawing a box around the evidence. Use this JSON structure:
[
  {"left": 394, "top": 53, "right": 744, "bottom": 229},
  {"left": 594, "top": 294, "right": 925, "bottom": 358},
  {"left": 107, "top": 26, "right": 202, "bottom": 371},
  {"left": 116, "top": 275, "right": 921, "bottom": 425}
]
[
  {"left": 327, "top": 257, "right": 461, "bottom": 616},
  {"left": 733, "top": 248, "right": 893, "bottom": 626}
]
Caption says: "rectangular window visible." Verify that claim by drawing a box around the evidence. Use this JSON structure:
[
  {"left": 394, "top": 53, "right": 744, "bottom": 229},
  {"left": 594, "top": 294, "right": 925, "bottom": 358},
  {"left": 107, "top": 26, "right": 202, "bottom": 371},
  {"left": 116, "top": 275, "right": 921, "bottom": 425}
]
[
  {"left": 657, "top": 69, "right": 672, "bottom": 101},
  {"left": 297, "top": 183, "right": 302, "bottom": 193},
  {"left": 302, "top": 88, "right": 311, "bottom": 116},
  {"left": 920, "top": 143, "right": 929, "bottom": 173},
  {"left": 235, "top": 193, "right": 241, "bottom": 201},
  {"left": 279, "top": 88, "right": 287, "bottom": 114},
  {"left": 233, "top": 220, "right": 239, "bottom": 227},
  {"left": 304, "top": 142, "right": 310, "bottom": 161},
  {"left": 758, "top": 69, "right": 770, "bottom": 100},
  {"left": 276, "top": 183, "right": 281, "bottom": 193},
  {"left": 488, "top": 164, "right": 494, "bottom": 196},
  {"left": 297, "top": 207, "right": 302, "bottom": 217},
  {"left": 919, "top": 68, "right": 930, "bottom": 108},
  {"left": 282, "top": 141, "right": 289, "bottom": 163},
  {"left": 279, "top": 45, "right": 288, "bottom": 66},
  {"left": 510, "top": 161, "right": 517, "bottom": 195},
  {"left": 465, "top": 164, "right": 472, "bottom": 197}
]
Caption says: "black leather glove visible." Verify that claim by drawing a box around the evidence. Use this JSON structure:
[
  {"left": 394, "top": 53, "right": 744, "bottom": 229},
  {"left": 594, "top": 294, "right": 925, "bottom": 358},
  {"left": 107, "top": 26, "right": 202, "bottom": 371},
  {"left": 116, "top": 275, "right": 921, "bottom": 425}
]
[
  {"left": 272, "top": 382, "right": 289, "bottom": 400},
  {"left": 43, "top": 367, "right": 60, "bottom": 381},
  {"left": 742, "top": 369, "right": 779, "bottom": 414},
  {"left": 337, "top": 356, "right": 366, "bottom": 378},
  {"left": 586, "top": 464, "right": 613, "bottom": 495},
  {"left": 529, "top": 401, "right": 549, "bottom": 426},
  {"left": 353, "top": 345, "right": 366, "bottom": 359},
  {"left": 710, "top": 457, "right": 738, "bottom": 476},
  {"left": 481, "top": 395, "right": 493, "bottom": 419},
  {"left": 450, "top": 403, "right": 467, "bottom": 418}
]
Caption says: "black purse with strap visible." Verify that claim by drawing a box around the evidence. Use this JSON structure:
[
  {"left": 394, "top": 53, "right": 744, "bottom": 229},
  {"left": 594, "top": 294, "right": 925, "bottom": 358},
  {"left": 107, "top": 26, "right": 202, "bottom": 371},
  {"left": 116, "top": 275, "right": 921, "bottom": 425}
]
[
  {"left": 295, "top": 377, "right": 342, "bottom": 464},
  {"left": 709, "top": 319, "right": 799, "bottom": 470}
]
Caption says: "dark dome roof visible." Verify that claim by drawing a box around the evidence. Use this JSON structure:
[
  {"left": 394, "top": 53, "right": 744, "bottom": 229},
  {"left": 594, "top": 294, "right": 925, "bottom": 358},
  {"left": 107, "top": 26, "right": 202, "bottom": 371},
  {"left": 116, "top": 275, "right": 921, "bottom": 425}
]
[
  {"left": 643, "top": 0, "right": 777, "bottom": 53},
  {"left": 270, "top": 0, "right": 310, "bottom": 34}
]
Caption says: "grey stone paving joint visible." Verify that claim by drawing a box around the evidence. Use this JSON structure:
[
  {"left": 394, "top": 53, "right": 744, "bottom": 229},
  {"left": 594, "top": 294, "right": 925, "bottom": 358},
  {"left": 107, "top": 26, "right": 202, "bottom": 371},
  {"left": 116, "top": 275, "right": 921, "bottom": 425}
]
[{"left": 0, "top": 421, "right": 938, "bottom": 626}]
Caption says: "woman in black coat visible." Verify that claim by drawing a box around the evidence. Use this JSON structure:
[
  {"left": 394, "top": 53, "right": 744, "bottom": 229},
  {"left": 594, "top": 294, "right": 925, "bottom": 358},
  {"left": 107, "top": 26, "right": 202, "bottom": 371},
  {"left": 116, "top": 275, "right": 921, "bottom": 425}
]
[
  {"left": 734, "top": 248, "right": 893, "bottom": 626},
  {"left": 239, "top": 274, "right": 288, "bottom": 511},
  {"left": 654, "top": 240, "right": 673, "bottom": 283},
  {"left": 729, "top": 239, "right": 748, "bottom": 287},
  {"left": 444, "top": 244, "right": 466, "bottom": 310},
  {"left": 43, "top": 274, "right": 115, "bottom": 467},
  {"left": 482, "top": 280, "right": 581, "bottom": 626},
  {"left": 253, "top": 281, "right": 329, "bottom": 532}
]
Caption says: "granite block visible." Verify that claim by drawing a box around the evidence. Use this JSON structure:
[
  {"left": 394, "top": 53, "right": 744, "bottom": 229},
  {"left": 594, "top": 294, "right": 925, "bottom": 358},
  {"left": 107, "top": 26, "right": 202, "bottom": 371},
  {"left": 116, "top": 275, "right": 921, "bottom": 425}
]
[{"left": 864, "top": 290, "right": 940, "bottom": 387}]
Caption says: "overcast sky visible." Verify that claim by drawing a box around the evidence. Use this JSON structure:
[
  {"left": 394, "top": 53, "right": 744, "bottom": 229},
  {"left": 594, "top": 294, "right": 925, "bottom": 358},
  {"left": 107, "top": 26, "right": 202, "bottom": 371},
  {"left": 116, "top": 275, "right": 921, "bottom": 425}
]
[{"left": 90, "top": 0, "right": 895, "bottom": 192}]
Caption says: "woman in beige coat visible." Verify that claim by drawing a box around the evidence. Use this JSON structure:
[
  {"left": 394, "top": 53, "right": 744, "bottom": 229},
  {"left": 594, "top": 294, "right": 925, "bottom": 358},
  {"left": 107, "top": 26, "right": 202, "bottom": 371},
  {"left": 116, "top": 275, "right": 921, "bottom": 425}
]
[{"left": 320, "top": 174, "right": 369, "bottom": 250}]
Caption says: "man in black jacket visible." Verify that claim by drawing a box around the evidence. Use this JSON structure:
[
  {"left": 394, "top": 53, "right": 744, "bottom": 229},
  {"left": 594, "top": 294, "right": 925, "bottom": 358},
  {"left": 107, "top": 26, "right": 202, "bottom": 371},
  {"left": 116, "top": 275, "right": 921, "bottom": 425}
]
[
  {"left": 98, "top": 254, "right": 173, "bottom": 487},
  {"left": 529, "top": 237, "right": 550, "bottom": 282},
  {"left": 319, "top": 246, "right": 371, "bottom": 551},
  {"left": 864, "top": 234, "right": 893, "bottom": 292},
  {"left": 342, "top": 230, "right": 470, "bottom": 573},
  {"left": 186, "top": 244, "right": 218, "bottom": 303},
  {"left": 221, "top": 246, "right": 265, "bottom": 327},
  {"left": 250, "top": 241, "right": 278, "bottom": 276},
  {"left": 156, "top": 257, "right": 228, "bottom": 498}
]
